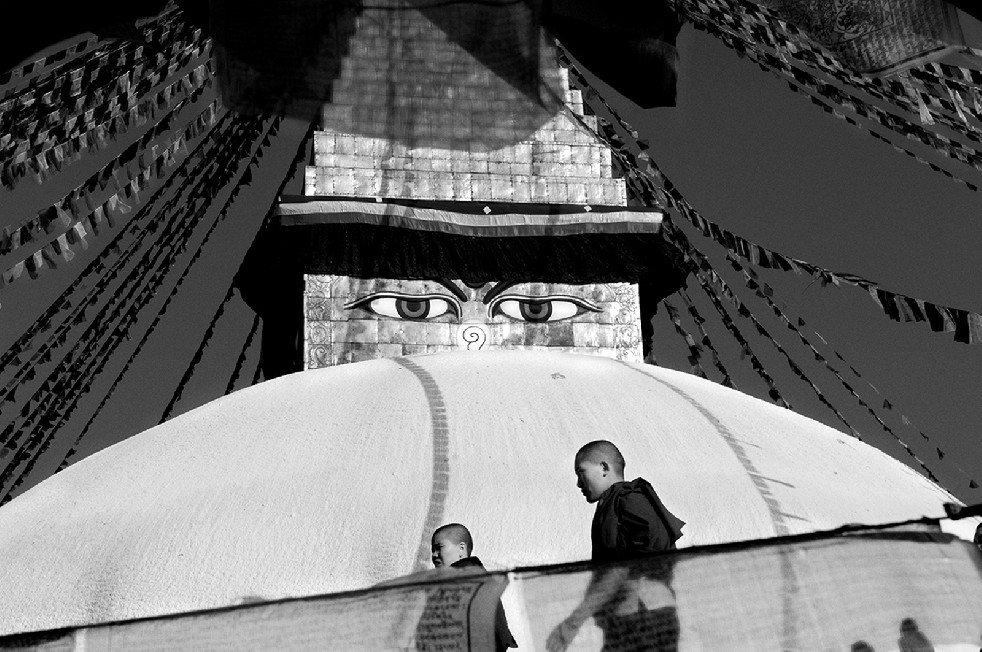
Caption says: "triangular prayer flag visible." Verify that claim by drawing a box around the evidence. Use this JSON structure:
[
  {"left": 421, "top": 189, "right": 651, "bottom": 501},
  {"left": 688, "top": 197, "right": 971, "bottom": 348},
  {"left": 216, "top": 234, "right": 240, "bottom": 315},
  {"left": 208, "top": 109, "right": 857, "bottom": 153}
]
[
  {"left": 41, "top": 245, "right": 58, "bottom": 269},
  {"left": 66, "top": 222, "right": 88, "bottom": 249},
  {"left": 56, "top": 205, "right": 73, "bottom": 229},
  {"left": 953, "top": 309, "right": 970, "bottom": 343},
  {"left": 968, "top": 313, "right": 982, "bottom": 344},
  {"left": 54, "top": 234, "right": 74, "bottom": 263},
  {"left": 6, "top": 260, "right": 25, "bottom": 282},
  {"left": 26, "top": 250, "right": 44, "bottom": 279},
  {"left": 924, "top": 302, "right": 946, "bottom": 332}
]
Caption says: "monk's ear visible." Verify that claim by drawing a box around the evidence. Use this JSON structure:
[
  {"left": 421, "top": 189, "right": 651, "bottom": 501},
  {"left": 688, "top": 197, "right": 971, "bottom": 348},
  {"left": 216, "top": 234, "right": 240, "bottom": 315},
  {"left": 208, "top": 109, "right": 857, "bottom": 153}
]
[{"left": 600, "top": 460, "right": 609, "bottom": 474}]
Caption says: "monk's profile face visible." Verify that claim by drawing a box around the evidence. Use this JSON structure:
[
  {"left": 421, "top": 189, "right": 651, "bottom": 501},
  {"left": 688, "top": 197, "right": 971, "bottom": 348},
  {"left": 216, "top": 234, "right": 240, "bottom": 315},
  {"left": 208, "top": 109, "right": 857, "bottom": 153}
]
[
  {"left": 431, "top": 535, "right": 467, "bottom": 568},
  {"left": 574, "top": 456, "right": 613, "bottom": 504}
]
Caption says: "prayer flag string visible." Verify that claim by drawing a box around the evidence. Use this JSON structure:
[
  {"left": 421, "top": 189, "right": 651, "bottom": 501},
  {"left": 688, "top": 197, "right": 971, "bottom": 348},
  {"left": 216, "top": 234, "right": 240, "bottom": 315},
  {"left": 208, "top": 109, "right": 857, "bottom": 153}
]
[
  {"left": 0, "top": 11, "right": 186, "bottom": 141},
  {"left": 0, "top": 4, "right": 181, "bottom": 96},
  {"left": 224, "top": 314, "right": 262, "bottom": 396},
  {"left": 0, "top": 41, "right": 212, "bottom": 189},
  {"left": 251, "top": 354, "right": 264, "bottom": 385},
  {"left": 0, "top": 37, "right": 101, "bottom": 99},
  {"left": 0, "top": 110, "right": 234, "bottom": 420},
  {"left": 584, "top": 106, "right": 795, "bottom": 409},
  {"left": 0, "top": 91, "right": 217, "bottom": 266},
  {"left": 0, "top": 95, "right": 221, "bottom": 292},
  {"left": 703, "top": 26, "right": 981, "bottom": 191},
  {"left": 802, "top": 320, "right": 980, "bottom": 491},
  {"left": 661, "top": 297, "right": 710, "bottom": 379},
  {"left": 716, "top": 252, "right": 944, "bottom": 480},
  {"left": 1, "top": 115, "right": 275, "bottom": 502},
  {"left": 560, "top": 50, "right": 953, "bottom": 483},
  {"left": 158, "top": 285, "right": 239, "bottom": 424},
  {"left": 48, "top": 117, "right": 283, "bottom": 480},
  {"left": 219, "top": 120, "right": 313, "bottom": 400},
  {"left": 673, "top": 0, "right": 982, "bottom": 149},
  {"left": 0, "top": 119, "right": 248, "bottom": 476},
  {"left": 674, "top": 0, "right": 982, "bottom": 189},
  {"left": 685, "top": 238, "right": 793, "bottom": 409},
  {"left": 559, "top": 52, "right": 982, "bottom": 345},
  {"left": 250, "top": 354, "right": 264, "bottom": 386},
  {"left": 558, "top": 51, "right": 957, "bottom": 476},
  {"left": 688, "top": 219, "right": 948, "bottom": 477},
  {"left": 0, "top": 24, "right": 202, "bottom": 171},
  {"left": 692, "top": 239, "right": 858, "bottom": 419},
  {"left": 677, "top": 286, "right": 734, "bottom": 387}
]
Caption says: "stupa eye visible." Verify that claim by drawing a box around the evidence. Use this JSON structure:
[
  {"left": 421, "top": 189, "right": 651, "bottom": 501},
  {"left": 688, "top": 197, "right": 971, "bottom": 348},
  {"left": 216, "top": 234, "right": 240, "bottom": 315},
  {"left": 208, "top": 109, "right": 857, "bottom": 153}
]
[
  {"left": 490, "top": 295, "right": 600, "bottom": 323},
  {"left": 346, "top": 294, "right": 459, "bottom": 321}
]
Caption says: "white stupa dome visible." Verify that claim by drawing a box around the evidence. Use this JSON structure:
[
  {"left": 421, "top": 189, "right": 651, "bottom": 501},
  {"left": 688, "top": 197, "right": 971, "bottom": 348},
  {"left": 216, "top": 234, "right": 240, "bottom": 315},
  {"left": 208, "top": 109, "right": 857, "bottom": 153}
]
[{"left": 0, "top": 351, "right": 972, "bottom": 636}]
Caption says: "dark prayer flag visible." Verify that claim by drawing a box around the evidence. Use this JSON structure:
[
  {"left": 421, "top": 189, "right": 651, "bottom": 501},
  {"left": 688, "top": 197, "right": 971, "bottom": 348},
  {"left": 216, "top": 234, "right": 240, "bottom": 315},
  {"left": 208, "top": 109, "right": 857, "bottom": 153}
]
[{"left": 945, "top": 0, "right": 982, "bottom": 23}]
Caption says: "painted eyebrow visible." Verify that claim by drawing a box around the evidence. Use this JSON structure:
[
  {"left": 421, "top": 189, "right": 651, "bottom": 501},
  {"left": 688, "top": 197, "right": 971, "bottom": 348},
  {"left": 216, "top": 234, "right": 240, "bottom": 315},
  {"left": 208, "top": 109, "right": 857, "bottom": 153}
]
[
  {"left": 482, "top": 281, "right": 517, "bottom": 305},
  {"left": 434, "top": 278, "right": 469, "bottom": 302}
]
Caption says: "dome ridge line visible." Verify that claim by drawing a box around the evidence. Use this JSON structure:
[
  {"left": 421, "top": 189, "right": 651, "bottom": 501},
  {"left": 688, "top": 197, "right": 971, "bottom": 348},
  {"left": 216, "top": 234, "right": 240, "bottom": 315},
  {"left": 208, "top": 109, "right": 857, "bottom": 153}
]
[
  {"left": 393, "top": 356, "right": 452, "bottom": 572},
  {"left": 618, "top": 361, "right": 791, "bottom": 537}
]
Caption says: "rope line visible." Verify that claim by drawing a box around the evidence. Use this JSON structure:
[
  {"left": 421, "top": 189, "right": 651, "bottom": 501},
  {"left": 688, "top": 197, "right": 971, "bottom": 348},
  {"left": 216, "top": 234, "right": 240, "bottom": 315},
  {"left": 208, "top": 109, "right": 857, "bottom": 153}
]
[
  {"left": 661, "top": 297, "right": 710, "bottom": 379},
  {"left": 678, "top": 285, "right": 734, "bottom": 387},
  {"left": 0, "top": 108, "right": 229, "bottom": 411},
  {"left": 560, "top": 49, "right": 982, "bottom": 345},
  {"left": 0, "top": 115, "right": 250, "bottom": 497},
  {"left": 224, "top": 314, "right": 262, "bottom": 396},
  {"left": 47, "top": 116, "right": 279, "bottom": 480},
  {"left": 558, "top": 46, "right": 951, "bottom": 486},
  {"left": 0, "top": 91, "right": 217, "bottom": 265},
  {"left": 158, "top": 285, "right": 238, "bottom": 423}
]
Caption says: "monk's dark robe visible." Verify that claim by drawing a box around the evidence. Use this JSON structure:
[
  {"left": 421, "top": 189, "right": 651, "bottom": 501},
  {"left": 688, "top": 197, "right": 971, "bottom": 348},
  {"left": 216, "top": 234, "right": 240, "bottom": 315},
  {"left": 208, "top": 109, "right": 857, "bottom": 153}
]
[
  {"left": 450, "top": 557, "right": 517, "bottom": 652},
  {"left": 592, "top": 478, "right": 685, "bottom": 563},
  {"left": 590, "top": 478, "right": 685, "bottom": 652}
]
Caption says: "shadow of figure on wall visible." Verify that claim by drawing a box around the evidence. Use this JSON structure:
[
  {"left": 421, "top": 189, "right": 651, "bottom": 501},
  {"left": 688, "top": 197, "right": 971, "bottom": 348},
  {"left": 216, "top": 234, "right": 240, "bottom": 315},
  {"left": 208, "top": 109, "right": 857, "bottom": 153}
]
[
  {"left": 592, "top": 554, "right": 680, "bottom": 652},
  {"left": 898, "top": 617, "right": 934, "bottom": 652},
  {"left": 413, "top": 566, "right": 514, "bottom": 652}
]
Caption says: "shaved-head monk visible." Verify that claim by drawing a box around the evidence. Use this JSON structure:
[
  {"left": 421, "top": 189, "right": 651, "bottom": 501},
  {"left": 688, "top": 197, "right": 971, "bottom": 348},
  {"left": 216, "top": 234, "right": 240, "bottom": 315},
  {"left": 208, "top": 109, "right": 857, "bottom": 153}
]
[
  {"left": 424, "top": 523, "right": 516, "bottom": 652},
  {"left": 430, "top": 523, "right": 474, "bottom": 569},
  {"left": 548, "top": 440, "right": 685, "bottom": 652},
  {"left": 574, "top": 440, "right": 683, "bottom": 558}
]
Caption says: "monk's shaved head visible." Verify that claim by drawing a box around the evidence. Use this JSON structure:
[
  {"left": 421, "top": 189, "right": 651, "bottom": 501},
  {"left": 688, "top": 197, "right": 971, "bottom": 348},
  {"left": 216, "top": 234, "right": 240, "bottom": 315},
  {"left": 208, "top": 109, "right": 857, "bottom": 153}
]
[
  {"left": 432, "top": 523, "right": 473, "bottom": 554},
  {"left": 575, "top": 440, "right": 625, "bottom": 476}
]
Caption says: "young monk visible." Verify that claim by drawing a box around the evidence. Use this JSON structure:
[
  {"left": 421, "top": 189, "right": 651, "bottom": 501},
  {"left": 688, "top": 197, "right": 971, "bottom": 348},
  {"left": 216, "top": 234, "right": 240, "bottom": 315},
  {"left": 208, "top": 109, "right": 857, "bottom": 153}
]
[
  {"left": 547, "top": 440, "right": 685, "bottom": 652},
  {"left": 430, "top": 523, "right": 475, "bottom": 569},
  {"left": 428, "top": 523, "right": 517, "bottom": 652}
]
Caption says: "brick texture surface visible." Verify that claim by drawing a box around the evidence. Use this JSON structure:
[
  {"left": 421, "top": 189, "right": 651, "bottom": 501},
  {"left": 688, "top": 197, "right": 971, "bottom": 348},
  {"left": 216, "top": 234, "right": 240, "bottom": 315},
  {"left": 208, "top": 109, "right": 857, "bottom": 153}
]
[
  {"left": 299, "top": 5, "right": 641, "bottom": 367},
  {"left": 304, "top": 275, "right": 643, "bottom": 366},
  {"left": 303, "top": 4, "right": 626, "bottom": 204}
]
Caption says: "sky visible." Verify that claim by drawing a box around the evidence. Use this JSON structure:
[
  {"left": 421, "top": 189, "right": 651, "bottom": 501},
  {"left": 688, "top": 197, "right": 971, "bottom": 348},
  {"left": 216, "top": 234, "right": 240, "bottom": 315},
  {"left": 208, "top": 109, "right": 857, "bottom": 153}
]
[
  {"left": 594, "top": 15, "right": 982, "bottom": 504},
  {"left": 1, "top": 7, "right": 981, "bottom": 507}
]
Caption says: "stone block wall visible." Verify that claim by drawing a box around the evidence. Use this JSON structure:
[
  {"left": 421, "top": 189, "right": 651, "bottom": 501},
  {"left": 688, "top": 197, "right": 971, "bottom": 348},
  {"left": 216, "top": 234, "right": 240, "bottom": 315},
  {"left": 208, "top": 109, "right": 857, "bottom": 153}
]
[
  {"left": 304, "top": 275, "right": 643, "bottom": 366},
  {"left": 300, "top": 2, "right": 642, "bottom": 367},
  {"left": 303, "top": 3, "right": 627, "bottom": 204}
]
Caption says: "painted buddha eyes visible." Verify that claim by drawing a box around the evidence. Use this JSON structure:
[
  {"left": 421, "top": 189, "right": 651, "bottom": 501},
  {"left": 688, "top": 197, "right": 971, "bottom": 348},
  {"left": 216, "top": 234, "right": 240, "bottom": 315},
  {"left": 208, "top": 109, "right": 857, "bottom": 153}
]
[
  {"left": 347, "top": 292, "right": 600, "bottom": 323},
  {"left": 347, "top": 294, "right": 458, "bottom": 321},
  {"left": 490, "top": 295, "right": 600, "bottom": 323}
]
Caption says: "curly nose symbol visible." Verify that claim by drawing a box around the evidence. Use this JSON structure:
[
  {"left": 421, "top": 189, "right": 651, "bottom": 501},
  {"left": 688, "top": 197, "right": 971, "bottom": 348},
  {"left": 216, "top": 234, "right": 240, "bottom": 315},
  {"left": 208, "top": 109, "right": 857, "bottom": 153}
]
[{"left": 458, "top": 324, "right": 488, "bottom": 350}]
